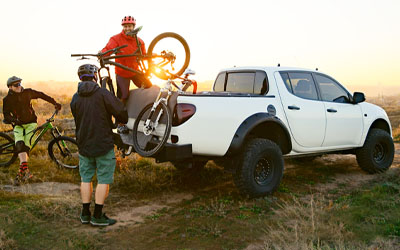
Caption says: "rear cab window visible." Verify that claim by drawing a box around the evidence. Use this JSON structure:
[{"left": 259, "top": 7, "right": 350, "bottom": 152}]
[{"left": 213, "top": 70, "right": 268, "bottom": 95}]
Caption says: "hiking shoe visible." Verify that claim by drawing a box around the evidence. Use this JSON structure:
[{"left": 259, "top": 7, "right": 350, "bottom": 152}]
[
  {"left": 13, "top": 172, "right": 24, "bottom": 186},
  {"left": 23, "top": 169, "right": 33, "bottom": 180},
  {"left": 90, "top": 213, "right": 117, "bottom": 226},
  {"left": 117, "top": 124, "right": 129, "bottom": 134},
  {"left": 80, "top": 213, "right": 91, "bottom": 224}
]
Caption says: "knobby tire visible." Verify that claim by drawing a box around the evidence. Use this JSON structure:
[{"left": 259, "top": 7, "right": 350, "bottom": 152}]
[
  {"left": 48, "top": 136, "right": 79, "bottom": 169},
  {"left": 147, "top": 32, "right": 190, "bottom": 80},
  {"left": 0, "top": 132, "right": 17, "bottom": 167},
  {"left": 132, "top": 102, "right": 172, "bottom": 157}
]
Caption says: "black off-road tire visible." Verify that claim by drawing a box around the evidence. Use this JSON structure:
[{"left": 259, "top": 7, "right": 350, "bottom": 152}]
[
  {"left": 233, "top": 138, "right": 284, "bottom": 197},
  {"left": 48, "top": 136, "right": 79, "bottom": 169},
  {"left": 132, "top": 102, "right": 172, "bottom": 157},
  {"left": 0, "top": 132, "right": 17, "bottom": 167},
  {"left": 356, "top": 128, "right": 394, "bottom": 174}
]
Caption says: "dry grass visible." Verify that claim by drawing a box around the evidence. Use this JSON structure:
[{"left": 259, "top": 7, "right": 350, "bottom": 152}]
[
  {"left": 0, "top": 229, "right": 17, "bottom": 250},
  {"left": 263, "top": 195, "right": 353, "bottom": 250}
]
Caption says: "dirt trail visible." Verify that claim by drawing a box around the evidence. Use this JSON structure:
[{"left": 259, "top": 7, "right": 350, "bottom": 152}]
[
  {"left": 1, "top": 144, "right": 399, "bottom": 233},
  {"left": 0, "top": 181, "right": 193, "bottom": 230}
]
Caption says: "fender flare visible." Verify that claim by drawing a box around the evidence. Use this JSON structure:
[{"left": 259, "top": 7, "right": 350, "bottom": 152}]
[{"left": 226, "top": 112, "right": 292, "bottom": 155}]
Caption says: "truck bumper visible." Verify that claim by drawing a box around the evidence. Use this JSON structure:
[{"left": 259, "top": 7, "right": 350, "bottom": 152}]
[{"left": 117, "top": 132, "right": 192, "bottom": 163}]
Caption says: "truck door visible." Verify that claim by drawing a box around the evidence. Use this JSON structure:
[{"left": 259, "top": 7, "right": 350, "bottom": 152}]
[
  {"left": 275, "top": 72, "right": 326, "bottom": 148},
  {"left": 313, "top": 73, "right": 363, "bottom": 147}
]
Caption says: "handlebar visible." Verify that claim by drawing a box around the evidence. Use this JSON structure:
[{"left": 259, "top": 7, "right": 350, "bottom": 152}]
[{"left": 46, "top": 109, "right": 59, "bottom": 122}]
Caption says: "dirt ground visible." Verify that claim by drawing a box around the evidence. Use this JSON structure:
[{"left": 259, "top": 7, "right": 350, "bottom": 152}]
[{"left": 1, "top": 143, "right": 399, "bottom": 249}]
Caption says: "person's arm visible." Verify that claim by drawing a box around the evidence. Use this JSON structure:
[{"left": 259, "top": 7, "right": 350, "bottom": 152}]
[
  {"left": 28, "top": 89, "right": 61, "bottom": 110},
  {"left": 2, "top": 99, "right": 21, "bottom": 125},
  {"left": 102, "top": 91, "right": 128, "bottom": 124},
  {"left": 101, "top": 37, "right": 118, "bottom": 55}
]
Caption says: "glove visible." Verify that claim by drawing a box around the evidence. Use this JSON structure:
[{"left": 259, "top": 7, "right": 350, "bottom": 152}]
[{"left": 55, "top": 103, "right": 62, "bottom": 110}]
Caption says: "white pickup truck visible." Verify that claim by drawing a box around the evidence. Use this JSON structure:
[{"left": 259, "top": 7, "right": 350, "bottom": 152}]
[{"left": 123, "top": 66, "right": 395, "bottom": 197}]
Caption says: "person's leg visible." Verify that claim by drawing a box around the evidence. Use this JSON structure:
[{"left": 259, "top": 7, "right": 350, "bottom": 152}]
[
  {"left": 91, "top": 149, "right": 116, "bottom": 226},
  {"left": 131, "top": 74, "right": 152, "bottom": 89},
  {"left": 94, "top": 183, "right": 109, "bottom": 205},
  {"left": 78, "top": 154, "right": 96, "bottom": 224},
  {"left": 116, "top": 75, "right": 131, "bottom": 134},
  {"left": 81, "top": 182, "right": 93, "bottom": 203},
  {"left": 116, "top": 75, "right": 131, "bottom": 104},
  {"left": 18, "top": 123, "right": 37, "bottom": 179},
  {"left": 18, "top": 152, "right": 28, "bottom": 163}
]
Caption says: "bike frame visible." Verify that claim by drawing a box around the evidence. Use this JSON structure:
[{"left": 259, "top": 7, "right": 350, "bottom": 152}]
[{"left": 28, "top": 121, "right": 60, "bottom": 150}]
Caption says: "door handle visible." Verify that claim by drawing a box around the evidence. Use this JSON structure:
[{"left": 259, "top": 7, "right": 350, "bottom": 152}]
[
  {"left": 327, "top": 108, "right": 337, "bottom": 113},
  {"left": 288, "top": 105, "right": 300, "bottom": 110}
]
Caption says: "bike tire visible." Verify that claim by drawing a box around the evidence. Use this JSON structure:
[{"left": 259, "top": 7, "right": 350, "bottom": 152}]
[
  {"left": 0, "top": 132, "right": 17, "bottom": 167},
  {"left": 48, "top": 136, "right": 79, "bottom": 169},
  {"left": 132, "top": 102, "right": 172, "bottom": 157},
  {"left": 147, "top": 32, "right": 190, "bottom": 80}
]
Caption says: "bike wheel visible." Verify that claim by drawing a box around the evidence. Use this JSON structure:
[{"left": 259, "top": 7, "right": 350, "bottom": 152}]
[
  {"left": 0, "top": 132, "right": 17, "bottom": 167},
  {"left": 147, "top": 32, "right": 190, "bottom": 80},
  {"left": 132, "top": 102, "right": 172, "bottom": 157},
  {"left": 48, "top": 136, "right": 79, "bottom": 169}
]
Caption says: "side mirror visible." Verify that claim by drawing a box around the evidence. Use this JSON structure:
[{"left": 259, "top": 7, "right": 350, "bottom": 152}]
[{"left": 353, "top": 92, "right": 365, "bottom": 104}]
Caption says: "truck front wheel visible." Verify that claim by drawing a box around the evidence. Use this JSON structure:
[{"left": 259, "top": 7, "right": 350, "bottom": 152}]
[
  {"left": 356, "top": 128, "right": 394, "bottom": 174},
  {"left": 234, "top": 138, "right": 284, "bottom": 197}
]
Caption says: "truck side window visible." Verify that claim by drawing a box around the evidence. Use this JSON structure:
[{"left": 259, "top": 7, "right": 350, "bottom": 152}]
[
  {"left": 214, "top": 73, "right": 226, "bottom": 92},
  {"left": 315, "top": 74, "right": 350, "bottom": 103},
  {"left": 288, "top": 73, "right": 319, "bottom": 100},
  {"left": 254, "top": 71, "right": 269, "bottom": 95},
  {"left": 226, "top": 72, "right": 255, "bottom": 93},
  {"left": 280, "top": 72, "right": 293, "bottom": 93}
]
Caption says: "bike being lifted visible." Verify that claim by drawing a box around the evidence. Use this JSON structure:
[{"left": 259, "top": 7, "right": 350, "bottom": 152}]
[{"left": 71, "top": 27, "right": 196, "bottom": 158}]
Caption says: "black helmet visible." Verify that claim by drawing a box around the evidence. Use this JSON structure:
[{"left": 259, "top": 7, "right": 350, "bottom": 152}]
[
  {"left": 7, "top": 76, "right": 22, "bottom": 87},
  {"left": 77, "top": 64, "right": 98, "bottom": 80}
]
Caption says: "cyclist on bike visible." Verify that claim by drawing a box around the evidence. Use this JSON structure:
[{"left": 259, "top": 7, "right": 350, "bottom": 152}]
[
  {"left": 70, "top": 64, "right": 128, "bottom": 226},
  {"left": 2, "top": 76, "right": 61, "bottom": 183},
  {"left": 101, "top": 15, "right": 152, "bottom": 134}
]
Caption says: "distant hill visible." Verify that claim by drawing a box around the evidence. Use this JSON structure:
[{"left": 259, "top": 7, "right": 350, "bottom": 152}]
[{"left": 0, "top": 81, "right": 77, "bottom": 97}]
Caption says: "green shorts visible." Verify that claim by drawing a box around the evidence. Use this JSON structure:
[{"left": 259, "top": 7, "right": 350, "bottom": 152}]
[
  {"left": 14, "top": 123, "right": 38, "bottom": 148},
  {"left": 79, "top": 149, "right": 116, "bottom": 184}
]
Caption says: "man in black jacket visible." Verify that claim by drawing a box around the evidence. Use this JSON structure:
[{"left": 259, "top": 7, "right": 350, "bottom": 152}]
[
  {"left": 3, "top": 76, "right": 61, "bottom": 183},
  {"left": 70, "top": 64, "right": 128, "bottom": 226}
]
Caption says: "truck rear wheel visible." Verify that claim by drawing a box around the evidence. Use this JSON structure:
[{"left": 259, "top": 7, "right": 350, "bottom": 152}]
[
  {"left": 234, "top": 138, "right": 284, "bottom": 197},
  {"left": 356, "top": 128, "right": 394, "bottom": 173}
]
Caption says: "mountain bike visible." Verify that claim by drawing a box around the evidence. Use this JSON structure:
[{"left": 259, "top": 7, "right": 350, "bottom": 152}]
[
  {"left": 71, "top": 26, "right": 191, "bottom": 96},
  {"left": 0, "top": 110, "right": 79, "bottom": 169},
  {"left": 131, "top": 69, "right": 197, "bottom": 157}
]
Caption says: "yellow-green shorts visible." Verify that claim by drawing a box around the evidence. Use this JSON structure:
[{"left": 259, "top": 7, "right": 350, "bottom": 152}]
[{"left": 13, "top": 123, "right": 37, "bottom": 148}]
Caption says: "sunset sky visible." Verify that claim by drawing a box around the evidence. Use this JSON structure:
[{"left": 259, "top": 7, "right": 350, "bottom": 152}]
[{"left": 1, "top": 0, "right": 399, "bottom": 96}]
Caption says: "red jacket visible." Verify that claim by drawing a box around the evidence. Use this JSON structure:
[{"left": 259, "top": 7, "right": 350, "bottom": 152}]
[{"left": 101, "top": 31, "right": 146, "bottom": 78}]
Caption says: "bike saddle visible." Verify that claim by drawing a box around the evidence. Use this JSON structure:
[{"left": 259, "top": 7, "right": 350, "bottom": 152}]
[
  {"left": 183, "top": 69, "right": 196, "bottom": 75},
  {"left": 126, "top": 26, "right": 143, "bottom": 37}
]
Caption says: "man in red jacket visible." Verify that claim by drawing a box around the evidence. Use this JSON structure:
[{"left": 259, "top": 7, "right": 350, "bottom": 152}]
[{"left": 101, "top": 15, "right": 152, "bottom": 133}]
